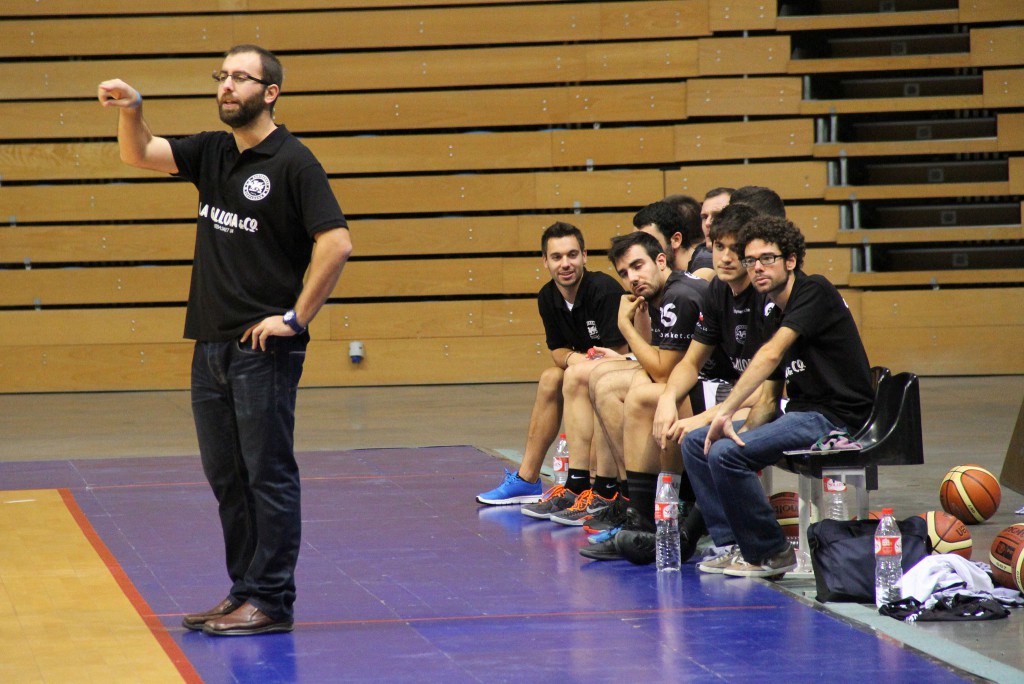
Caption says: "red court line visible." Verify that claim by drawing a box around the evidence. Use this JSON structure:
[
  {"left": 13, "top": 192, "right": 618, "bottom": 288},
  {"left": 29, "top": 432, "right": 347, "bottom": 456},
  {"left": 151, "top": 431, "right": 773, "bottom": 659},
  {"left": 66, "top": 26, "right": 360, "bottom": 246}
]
[
  {"left": 83, "top": 470, "right": 498, "bottom": 491},
  {"left": 153, "top": 603, "right": 777, "bottom": 626},
  {"left": 59, "top": 488, "right": 203, "bottom": 684}
]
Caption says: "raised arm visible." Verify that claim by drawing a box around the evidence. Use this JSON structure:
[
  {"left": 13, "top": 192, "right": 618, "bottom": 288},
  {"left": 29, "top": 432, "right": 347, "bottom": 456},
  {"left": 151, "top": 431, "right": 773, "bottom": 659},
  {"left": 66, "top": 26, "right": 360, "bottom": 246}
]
[{"left": 98, "top": 79, "right": 177, "bottom": 174}]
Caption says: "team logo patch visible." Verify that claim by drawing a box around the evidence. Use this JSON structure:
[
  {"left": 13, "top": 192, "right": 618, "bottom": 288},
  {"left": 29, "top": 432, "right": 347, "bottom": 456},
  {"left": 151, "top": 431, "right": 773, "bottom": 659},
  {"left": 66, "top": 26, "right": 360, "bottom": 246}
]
[
  {"left": 242, "top": 174, "right": 271, "bottom": 201},
  {"left": 735, "top": 325, "right": 747, "bottom": 344}
]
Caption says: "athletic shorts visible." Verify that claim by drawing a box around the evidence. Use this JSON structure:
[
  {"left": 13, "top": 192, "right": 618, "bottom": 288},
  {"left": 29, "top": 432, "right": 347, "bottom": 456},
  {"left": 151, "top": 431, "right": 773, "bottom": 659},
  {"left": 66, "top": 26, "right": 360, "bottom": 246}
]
[{"left": 688, "top": 379, "right": 734, "bottom": 414}]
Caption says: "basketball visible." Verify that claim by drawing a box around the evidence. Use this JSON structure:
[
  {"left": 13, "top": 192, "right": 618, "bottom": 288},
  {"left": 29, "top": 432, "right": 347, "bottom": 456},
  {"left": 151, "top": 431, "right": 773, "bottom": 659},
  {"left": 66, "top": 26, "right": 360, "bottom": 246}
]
[
  {"left": 770, "top": 491, "right": 799, "bottom": 539},
  {"left": 989, "top": 523, "right": 1024, "bottom": 591},
  {"left": 939, "top": 464, "right": 1001, "bottom": 524},
  {"left": 917, "top": 510, "right": 972, "bottom": 559}
]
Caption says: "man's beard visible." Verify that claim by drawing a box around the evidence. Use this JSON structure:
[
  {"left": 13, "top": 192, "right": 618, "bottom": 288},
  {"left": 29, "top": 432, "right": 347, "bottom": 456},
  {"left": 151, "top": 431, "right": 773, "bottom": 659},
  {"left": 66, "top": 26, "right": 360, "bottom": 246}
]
[{"left": 218, "top": 92, "right": 267, "bottom": 128}]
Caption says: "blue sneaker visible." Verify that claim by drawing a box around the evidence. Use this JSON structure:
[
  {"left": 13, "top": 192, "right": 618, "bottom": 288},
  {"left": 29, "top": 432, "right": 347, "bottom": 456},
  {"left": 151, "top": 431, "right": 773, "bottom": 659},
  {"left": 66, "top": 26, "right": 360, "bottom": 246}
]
[
  {"left": 476, "top": 468, "right": 543, "bottom": 505},
  {"left": 587, "top": 526, "right": 621, "bottom": 544}
]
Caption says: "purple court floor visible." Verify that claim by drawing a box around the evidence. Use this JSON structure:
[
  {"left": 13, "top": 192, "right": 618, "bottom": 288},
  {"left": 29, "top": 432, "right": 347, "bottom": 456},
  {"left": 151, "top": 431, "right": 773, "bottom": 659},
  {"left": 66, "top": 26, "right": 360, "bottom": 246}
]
[{"left": 0, "top": 446, "right": 978, "bottom": 683}]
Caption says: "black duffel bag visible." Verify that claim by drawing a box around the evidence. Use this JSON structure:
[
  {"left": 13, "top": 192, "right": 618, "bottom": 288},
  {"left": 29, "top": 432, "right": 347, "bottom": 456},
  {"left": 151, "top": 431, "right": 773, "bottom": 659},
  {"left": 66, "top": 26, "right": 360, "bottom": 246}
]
[{"left": 807, "top": 516, "right": 929, "bottom": 603}]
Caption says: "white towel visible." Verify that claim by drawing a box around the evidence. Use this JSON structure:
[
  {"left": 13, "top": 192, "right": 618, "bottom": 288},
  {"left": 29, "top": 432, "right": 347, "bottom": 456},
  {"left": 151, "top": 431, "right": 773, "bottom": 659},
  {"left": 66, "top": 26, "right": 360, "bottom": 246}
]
[{"left": 899, "top": 554, "right": 994, "bottom": 603}]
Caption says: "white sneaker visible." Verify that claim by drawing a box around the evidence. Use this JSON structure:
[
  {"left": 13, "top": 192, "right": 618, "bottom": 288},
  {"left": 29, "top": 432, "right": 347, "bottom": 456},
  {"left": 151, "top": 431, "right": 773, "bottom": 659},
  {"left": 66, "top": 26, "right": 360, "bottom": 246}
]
[
  {"left": 722, "top": 545, "right": 797, "bottom": 578},
  {"left": 697, "top": 545, "right": 740, "bottom": 574}
]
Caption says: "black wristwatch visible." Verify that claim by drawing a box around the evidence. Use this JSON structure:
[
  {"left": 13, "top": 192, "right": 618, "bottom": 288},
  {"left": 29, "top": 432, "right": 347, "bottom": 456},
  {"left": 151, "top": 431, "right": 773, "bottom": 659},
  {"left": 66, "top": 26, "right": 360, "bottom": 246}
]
[{"left": 282, "top": 309, "right": 306, "bottom": 334}]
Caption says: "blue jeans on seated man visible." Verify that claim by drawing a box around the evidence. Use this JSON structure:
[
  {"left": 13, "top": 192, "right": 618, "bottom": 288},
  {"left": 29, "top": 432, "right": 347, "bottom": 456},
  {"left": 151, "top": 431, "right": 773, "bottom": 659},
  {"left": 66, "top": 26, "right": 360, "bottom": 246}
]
[
  {"left": 191, "top": 334, "right": 308, "bottom": 622},
  {"left": 682, "top": 411, "right": 837, "bottom": 564}
]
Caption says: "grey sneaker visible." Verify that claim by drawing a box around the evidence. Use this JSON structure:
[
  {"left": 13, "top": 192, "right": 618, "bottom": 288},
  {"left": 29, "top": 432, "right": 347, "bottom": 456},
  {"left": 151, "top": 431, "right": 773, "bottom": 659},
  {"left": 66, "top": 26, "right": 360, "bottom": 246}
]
[
  {"left": 521, "top": 485, "right": 576, "bottom": 519},
  {"left": 722, "top": 544, "right": 797, "bottom": 578},
  {"left": 697, "top": 545, "right": 741, "bottom": 574},
  {"left": 550, "top": 489, "right": 616, "bottom": 527}
]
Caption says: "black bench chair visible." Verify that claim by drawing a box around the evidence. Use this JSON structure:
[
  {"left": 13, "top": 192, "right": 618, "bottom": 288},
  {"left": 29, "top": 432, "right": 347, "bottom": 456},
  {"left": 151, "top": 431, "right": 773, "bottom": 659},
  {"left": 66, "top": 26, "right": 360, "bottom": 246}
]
[{"left": 778, "top": 370, "right": 924, "bottom": 573}]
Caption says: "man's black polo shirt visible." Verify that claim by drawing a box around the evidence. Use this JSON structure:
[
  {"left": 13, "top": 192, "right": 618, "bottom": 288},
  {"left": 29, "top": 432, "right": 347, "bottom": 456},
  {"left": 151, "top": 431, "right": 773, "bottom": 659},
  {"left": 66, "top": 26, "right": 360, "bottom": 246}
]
[
  {"left": 169, "top": 125, "right": 347, "bottom": 341},
  {"left": 537, "top": 270, "right": 626, "bottom": 352}
]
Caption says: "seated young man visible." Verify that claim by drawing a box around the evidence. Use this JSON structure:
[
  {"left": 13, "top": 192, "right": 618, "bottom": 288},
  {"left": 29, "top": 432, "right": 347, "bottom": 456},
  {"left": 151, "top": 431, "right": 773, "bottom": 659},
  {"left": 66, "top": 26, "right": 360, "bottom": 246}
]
[
  {"left": 580, "top": 204, "right": 759, "bottom": 562},
  {"left": 543, "top": 229, "right": 709, "bottom": 527},
  {"left": 682, "top": 215, "right": 874, "bottom": 578},
  {"left": 476, "top": 222, "right": 627, "bottom": 505}
]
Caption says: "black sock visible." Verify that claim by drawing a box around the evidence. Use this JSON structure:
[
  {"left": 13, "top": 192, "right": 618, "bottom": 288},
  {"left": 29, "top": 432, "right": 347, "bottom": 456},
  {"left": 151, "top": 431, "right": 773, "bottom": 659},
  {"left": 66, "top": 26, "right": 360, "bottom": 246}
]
[
  {"left": 619, "top": 479, "right": 630, "bottom": 499},
  {"left": 593, "top": 476, "right": 618, "bottom": 500},
  {"left": 625, "top": 470, "right": 658, "bottom": 523},
  {"left": 566, "top": 468, "right": 590, "bottom": 495}
]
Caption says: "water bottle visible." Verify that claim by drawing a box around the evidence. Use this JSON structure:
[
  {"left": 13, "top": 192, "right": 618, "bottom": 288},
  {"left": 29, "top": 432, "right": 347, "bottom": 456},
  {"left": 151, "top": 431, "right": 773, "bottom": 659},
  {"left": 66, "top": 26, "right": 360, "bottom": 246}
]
[
  {"left": 823, "top": 477, "right": 848, "bottom": 520},
  {"left": 874, "top": 508, "right": 902, "bottom": 608},
  {"left": 552, "top": 434, "right": 569, "bottom": 486},
  {"left": 654, "top": 473, "right": 681, "bottom": 572}
]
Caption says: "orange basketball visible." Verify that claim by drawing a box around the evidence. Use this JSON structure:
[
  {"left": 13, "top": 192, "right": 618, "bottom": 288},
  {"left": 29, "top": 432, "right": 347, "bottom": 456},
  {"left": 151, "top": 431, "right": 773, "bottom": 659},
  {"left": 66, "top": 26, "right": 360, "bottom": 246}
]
[
  {"left": 917, "top": 510, "right": 972, "bottom": 559},
  {"left": 989, "top": 523, "right": 1024, "bottom": 591},
  {"left": 939, "top": 464, "right": 1001, "bottom": 524},
  {"left": 770, "top": 491, "right": 799, "bottom": 539}
]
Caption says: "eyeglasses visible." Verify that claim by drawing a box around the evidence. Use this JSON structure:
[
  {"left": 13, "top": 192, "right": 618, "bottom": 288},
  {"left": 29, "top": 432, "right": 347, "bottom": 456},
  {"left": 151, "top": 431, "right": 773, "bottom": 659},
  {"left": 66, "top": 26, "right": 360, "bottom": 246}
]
[
  {"left": 212, "top": 71, "right": 273, "bottom": 86},
  {"left": 740, "top": 253, "right": 785, "bottom": 269}
]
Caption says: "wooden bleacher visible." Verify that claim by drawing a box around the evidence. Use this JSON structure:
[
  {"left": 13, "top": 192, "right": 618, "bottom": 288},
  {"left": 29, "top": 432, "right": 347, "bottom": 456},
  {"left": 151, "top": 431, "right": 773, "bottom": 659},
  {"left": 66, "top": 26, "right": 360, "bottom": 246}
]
[{"left": 0, "top": 0, "right": 1021, "bottom": 393}]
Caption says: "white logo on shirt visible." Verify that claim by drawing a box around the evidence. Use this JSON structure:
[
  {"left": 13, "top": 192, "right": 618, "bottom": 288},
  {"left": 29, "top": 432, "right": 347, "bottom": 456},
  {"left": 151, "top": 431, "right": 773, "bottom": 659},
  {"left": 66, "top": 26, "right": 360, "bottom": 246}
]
[
  {"left": 660, "top": 302, "right": 678, "bottom": 328},
  {"left": 242, "top": 174, "right": 271, "bottom": 201}
]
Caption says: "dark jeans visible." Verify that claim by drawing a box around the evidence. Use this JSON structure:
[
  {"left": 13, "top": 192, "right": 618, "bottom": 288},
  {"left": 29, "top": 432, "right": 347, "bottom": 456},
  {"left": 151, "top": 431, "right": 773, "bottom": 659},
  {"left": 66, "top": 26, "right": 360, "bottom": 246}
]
[
  {"left": 190, "top": 334, "right": 307, "bottom": 621},
  {"left": 682, "top": 411, "right": 837, "bottom": 563}
]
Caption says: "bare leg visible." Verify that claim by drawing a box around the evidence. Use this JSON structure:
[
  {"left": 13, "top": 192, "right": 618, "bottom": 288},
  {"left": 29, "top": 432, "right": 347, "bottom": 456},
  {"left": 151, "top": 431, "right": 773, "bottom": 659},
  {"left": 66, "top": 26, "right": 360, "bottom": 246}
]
[
  {"left": 562, "top": 359, "right": 637, "bottom": 473},
  {"left": 593, "top": 366, "right": 644, "bottom": 481},
  {"left": 518, "top": 366, "right": 564, "bottom": 482}
]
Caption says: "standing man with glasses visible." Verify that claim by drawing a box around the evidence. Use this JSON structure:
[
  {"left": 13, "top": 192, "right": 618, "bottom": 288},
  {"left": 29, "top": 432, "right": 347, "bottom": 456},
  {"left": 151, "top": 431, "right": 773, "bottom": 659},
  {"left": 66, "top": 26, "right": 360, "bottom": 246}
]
[
  {"left": 98, "top": 44, "right": 352, "bottom": 635},
  {"left": 680, "top": 215, "right": 873, "bottom": 579}
]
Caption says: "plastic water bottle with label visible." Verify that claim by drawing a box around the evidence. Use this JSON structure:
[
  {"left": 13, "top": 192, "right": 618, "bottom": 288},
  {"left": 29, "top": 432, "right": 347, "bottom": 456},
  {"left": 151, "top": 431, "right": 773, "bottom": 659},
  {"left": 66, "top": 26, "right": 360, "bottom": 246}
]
[
  {"left": 654, "top": 473, "right": 681, "bottom": 572},
  {"left": 824, "top": 477, "right": 848, "bottom": 520},
  {"left": 874, "top": 507, "right": 903, "bottom": 608},
  {"left": 552, "top": 434, "right": 569, "bottom": 486}
]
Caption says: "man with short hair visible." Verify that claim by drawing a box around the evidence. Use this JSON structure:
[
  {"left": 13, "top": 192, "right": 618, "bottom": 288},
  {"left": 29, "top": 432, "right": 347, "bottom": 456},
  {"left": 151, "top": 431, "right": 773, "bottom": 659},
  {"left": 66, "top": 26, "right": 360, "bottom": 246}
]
[
  {"left": 99, "top": 44, "right": 352, "bottom": 635},
  {"left": 683, "top": 216, "right": 873, "bottom": 579},
  {"left": 581, "top": 203, "right": 757, "bottom": 562},
  {"left": 477, "top": 222, "right": 627, "bottom": 505},
  {"left": 546, "top": 230, "right": 708, "bottom": 528},
  {"left": 660, "top": 194, "right": 714, "bottom": 280}
]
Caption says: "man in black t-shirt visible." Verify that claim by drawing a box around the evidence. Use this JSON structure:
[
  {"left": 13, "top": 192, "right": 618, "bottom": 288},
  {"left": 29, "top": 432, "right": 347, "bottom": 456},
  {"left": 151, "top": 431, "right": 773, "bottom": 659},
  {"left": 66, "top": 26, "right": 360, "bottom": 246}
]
[
  {"left": 476, "top": 222, "right": 626, "bottom": 506},
  {"left": 682, "top": 216, "right": 873, "bottom": 579},
  {"left": 554, "top": 230, "right": 709, "bottom": 531},
  {"left": 99, "top": 45, "right": 351, "bottom": 635},
  {"left": 582, "top": 204, "right": 758, "bottom": 562}
]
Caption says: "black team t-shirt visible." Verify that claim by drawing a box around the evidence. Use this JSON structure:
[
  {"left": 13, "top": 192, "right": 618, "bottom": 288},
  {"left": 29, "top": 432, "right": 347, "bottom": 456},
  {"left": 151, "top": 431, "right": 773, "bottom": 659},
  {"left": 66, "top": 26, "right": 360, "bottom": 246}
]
[
  {"left": 537, "top": 270, "right": 627, "bottom": 352},
  {"left": 169, "top": 126, "right": 347, "bottom": 341},
  {"left": 758, "top": 271, "right": 874, "bottom": 431},
  {"left": 693, "top": 278, "right": 760, "bottom": 382}
]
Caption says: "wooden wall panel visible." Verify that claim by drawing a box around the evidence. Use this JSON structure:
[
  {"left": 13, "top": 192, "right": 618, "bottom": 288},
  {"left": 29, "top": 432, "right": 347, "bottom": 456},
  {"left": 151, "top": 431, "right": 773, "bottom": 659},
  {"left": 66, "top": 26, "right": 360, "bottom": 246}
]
[
  {"left": 303, "top": 336, "right": 551, "bottom": 386},
  {"left": 972, "top": 27, "right": 1024, "bottom": 67},
  {"left": 984, "top": 68, "right": 1024, "bottom": 108},
  {"left": 1, "top": 0, "right": 564, "bottom": 14},
  {"left": 697, "top": 36, "right": 789, "bottom": 76},
  {"left": 0, "top": 41, "right": 697, "bottom": 102},
  {"left": 786, "top": 205, "right": 841, "bottom": 244},
  {"left": 861, "top": 326, "right": 1024, "bottom": 376},
  {"left": 673, "top": 118, "right": 814, "bottom": 162},
  {"left": 0, "top": 82, "right": 687, "bottom": 141},
  {"left": 0, "top": 3, "right": 702, "bottom": 58},
  {"left": 708, "top": 0, "right": 776, "bottom": 31},
  {"left": 960, "top": 0, "right": 1024, "bottom": 23},
  {"left": 687, "top": 77, "right": 803, "bottom": 116},
  {"left": 664, "top": 161, "right": 829, "bottom": 200}
]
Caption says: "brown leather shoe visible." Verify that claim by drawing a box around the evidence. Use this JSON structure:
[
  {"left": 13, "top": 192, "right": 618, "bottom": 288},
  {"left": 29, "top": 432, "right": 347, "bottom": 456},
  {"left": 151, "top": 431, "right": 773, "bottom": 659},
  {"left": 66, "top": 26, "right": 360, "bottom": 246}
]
[
  {"left": 202, "top": 602, "right": 294, "bottom": 636},
  {"left": 181, "top": 597, "right": 241, "bottom": 631}
]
